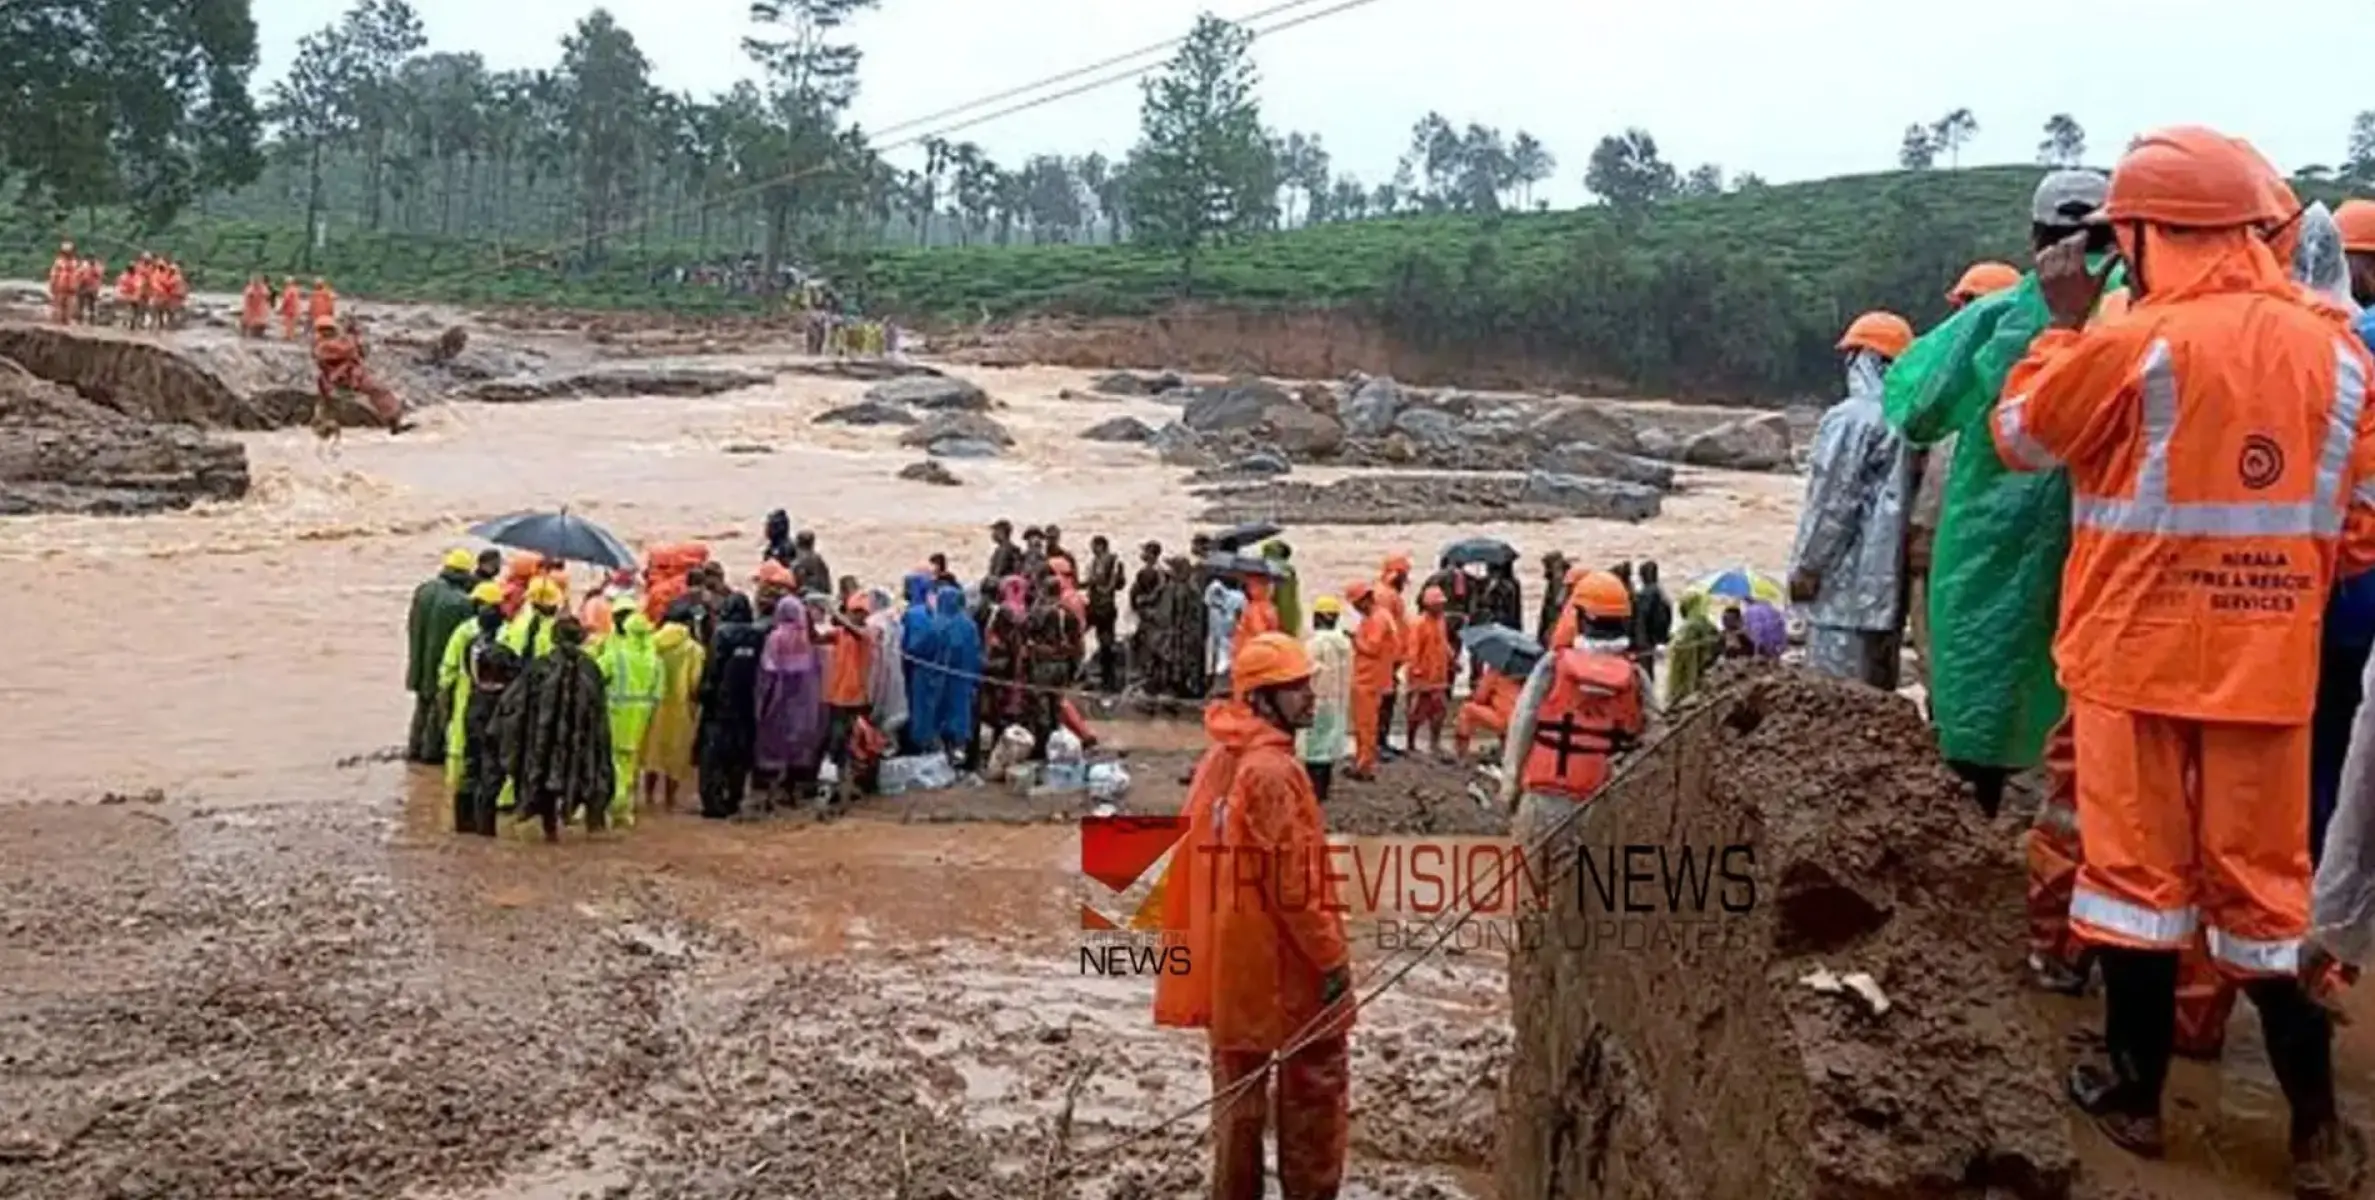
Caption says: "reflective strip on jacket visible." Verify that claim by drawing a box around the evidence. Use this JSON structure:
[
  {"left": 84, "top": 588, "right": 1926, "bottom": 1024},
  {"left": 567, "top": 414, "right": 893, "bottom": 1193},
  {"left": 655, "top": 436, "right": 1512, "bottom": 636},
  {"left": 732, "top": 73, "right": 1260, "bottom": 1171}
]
[{"left": 1992, "top": 251, "right": 2375, "bottom": 724}]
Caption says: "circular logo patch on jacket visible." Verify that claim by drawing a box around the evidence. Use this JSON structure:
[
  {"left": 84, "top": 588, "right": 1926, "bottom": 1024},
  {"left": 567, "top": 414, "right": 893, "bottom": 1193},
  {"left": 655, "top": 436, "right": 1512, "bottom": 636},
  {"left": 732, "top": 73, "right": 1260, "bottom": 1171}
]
[{"left": 2239, "top": 434, "right": 2286, "bottom": 491}]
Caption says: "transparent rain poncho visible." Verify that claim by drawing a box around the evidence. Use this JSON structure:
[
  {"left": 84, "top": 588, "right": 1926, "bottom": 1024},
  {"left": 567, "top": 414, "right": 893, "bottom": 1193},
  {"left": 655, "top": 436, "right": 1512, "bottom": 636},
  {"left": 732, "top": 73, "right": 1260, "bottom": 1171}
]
[{"left": 1788, "top": 350, "right": 1914, "bottom": 634}]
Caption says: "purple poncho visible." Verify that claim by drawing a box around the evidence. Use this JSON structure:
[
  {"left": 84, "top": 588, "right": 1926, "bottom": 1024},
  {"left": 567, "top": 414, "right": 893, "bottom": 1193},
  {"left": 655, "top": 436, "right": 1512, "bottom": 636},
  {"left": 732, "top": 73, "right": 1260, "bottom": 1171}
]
[{"left": 754, "top": 597, "right": 826, "bottom": 774}]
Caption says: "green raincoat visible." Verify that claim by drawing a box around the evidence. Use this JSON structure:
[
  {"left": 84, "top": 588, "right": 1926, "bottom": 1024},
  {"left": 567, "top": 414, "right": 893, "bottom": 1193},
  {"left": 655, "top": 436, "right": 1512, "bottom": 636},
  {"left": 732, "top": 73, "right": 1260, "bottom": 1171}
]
[
  {"left": 598, "top": 613, "right": 662, "bottom": 828},
  {"left": 1881, "top": 262, "right": 2120, "bottom": 768},
  {"left": 406, "top": 568, "right": 476, "bottom": 696}
]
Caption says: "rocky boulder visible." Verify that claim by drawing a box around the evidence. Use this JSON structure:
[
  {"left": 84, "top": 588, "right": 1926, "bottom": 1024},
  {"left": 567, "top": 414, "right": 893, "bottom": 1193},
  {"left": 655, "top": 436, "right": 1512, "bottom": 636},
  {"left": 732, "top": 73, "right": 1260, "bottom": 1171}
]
[
  {"left": 1091, "top": 370, "right": 1184, "bottom": 398},
  {"left": 926, "top": 438, "right": 1004, "bottom": 460},
  {"left": 1535, "top": 441, "right": 1678, "bottom": 491},
  {"left": 1517, "top": 471, "right": 1663, "bottom": 522},
  {"left": 866, "top": 374, "right": 989, "bottom": 412},
  {"left": 1392, "top": 406, "right": 1464, "bottom": 449},
  {"left": 1683, "top": 413, "right": 1793, "bottom": 472},
  {"left": 899, "top": 411, "right": 1014, "bottom": 450},
  {"left": 463, "top": 364, "right": 774, "bottom": 403},
  {"left": 1181, "top": 377, "right": 1344, "bottom": 457},
  {"left": 815, "top": 400, "right": 919, "bottom": 426},
  {"left": 1080, "top": 415, "right": 1159, "bottom": 443},
  {"left": 1527, "top": 401, "right": 1642, "bottom": 456},
  {"left": 1342, "top": 375, "right": 1406, "bottom": 436},
  {"left": 1637, "top": 426, "right": 1683, "bottom": 462},
  {"left": 899, "top": 460, "right": 961, "bottom": 486},
  {"left": 1151, "top": 422, "right": 1214, "bottom": 468}
]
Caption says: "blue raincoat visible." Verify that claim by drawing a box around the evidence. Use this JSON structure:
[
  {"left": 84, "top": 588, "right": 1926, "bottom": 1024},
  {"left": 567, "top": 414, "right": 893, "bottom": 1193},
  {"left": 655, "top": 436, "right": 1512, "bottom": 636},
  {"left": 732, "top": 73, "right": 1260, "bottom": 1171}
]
[
  {"left": 2313, "top": 314, "right": 2375, "bottom": 860},
  {"left": 900, "top": 572, "right": 945, "bottom": 752},
  {"left": 931, "top": 585, "right": 983, "bottom": 749}
]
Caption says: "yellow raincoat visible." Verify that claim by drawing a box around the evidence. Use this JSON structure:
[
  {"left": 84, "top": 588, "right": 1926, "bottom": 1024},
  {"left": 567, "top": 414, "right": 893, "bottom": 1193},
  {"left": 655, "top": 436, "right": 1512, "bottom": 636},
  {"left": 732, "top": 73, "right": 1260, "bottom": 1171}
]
[
  {"left": 598, "top": 613, "right": 662, "bottom": 827},
  {"left": 641, "top": 622, "right": 704, "bottom": 786}
]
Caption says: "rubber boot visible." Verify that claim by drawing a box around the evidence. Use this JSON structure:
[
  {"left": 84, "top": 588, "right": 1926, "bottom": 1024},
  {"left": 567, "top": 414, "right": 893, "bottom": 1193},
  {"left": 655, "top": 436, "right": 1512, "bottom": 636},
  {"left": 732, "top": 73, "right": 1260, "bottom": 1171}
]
[
  {"left": 2070, "top": 946, "right": 2175, "bottom": 1158},
  {"left": 1946, "top": 759, "right": 2009, "bottom": 820},
  {"left": 2240, "top": 977, "right": 2364, "bottom": 1198}
]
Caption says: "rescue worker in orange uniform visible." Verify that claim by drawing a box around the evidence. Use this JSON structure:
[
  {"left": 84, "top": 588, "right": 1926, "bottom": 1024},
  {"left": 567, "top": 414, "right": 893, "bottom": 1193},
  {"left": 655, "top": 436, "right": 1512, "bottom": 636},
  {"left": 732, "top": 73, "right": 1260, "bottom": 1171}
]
[
  {"left": 75, "top": 256, "right": 101, "bottom": 324},
  {"left": 308, "top": 278, "right": 337, "bottom": 335},
  {"left": 1238, "top": 573, "right": 1281, "bottom": 640},
  {"left": 279, "top": 277, "right": 303, "bottom": 340},
  {"left": 1153, "top": 632, "right": 1353, "bottom": 1200},
  {"left": 1345, "top": 581, "right": 1398, "bottom": 779},
  {"left": 1992, "top": 125, "right": 2375, "bottom": 1189},
  {"left": 1496, "top": 571, "right": 1650, "bottom": 843},
  {"left": 240, "top": 276, "right": 272, "bottom": 338},
  {"left": 157, "top": 260, "right": 187, "bottom": 330},
  {"left": 46, "top": 242, "right": 76, "bottom": 325},
  {"left": 1948, "top": 261, "right": 2022, "bottom": 310},
  {"left": 1454, "top": 666, "right": 1523, "bottom": 760},
  {"left": 1373, "top": 552, "right": 1415, "bottom": 757},
  {"left": 1547, "top": 563, "right": 1590, "bottom": 652},
  {"left": 1404, "top": 585, "right": 1454, "bottom": 757},
  {"left": 312, "top": 316, "right": 411, "bottom": 433},
  {"left": 114, "top": 261, "right": 140, "bottom": 327}
]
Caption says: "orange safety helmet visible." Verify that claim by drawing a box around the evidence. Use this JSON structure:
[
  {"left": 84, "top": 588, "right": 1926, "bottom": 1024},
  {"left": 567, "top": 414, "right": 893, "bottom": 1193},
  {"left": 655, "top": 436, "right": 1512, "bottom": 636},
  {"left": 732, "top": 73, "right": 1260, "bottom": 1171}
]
[
  {"left": 1569, "top": 570, "right": 1632, "bottom": 621},
  {"left": 1948, "top": 261, "right": 2021, "bottom": 303},
  {"left": 1344, "top": 580, "right": 1376, "bottom": 606},
  {"left": 1836, "top": 311, "right": 1914, "bottom": 360},
  {"left": 2100, "top": 126, "right": 2287, "bottom": 229},
  {"left": 2336, "top": 200, "right": 2375, "bottom": 253},
  {"left": 1231, "top": 632, "right": 1315, "bottom": 695}
]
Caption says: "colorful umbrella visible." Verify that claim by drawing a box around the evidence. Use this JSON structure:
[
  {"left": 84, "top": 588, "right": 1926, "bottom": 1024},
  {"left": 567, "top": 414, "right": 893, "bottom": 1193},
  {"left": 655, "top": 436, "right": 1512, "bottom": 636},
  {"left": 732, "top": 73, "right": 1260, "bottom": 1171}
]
[{"left": 1685, "top": 566, "right": 1785, "bottom": 606}]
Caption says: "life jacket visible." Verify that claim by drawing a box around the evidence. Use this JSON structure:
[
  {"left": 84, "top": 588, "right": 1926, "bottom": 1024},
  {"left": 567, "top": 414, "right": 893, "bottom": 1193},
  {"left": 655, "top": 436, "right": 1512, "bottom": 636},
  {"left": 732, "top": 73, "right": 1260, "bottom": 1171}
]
[{"left": 1519, "top": 647, "right": 1642, "bottom": 801}]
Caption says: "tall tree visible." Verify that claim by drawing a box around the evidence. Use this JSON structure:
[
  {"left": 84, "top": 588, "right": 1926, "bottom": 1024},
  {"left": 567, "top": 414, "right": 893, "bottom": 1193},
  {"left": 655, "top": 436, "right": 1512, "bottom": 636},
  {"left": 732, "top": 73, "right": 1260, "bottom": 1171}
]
[
  {"left": 740, "top": 0, "right": 880, "bottom": 287},
  {"left": 2037, "top": 113, "right": 2085, "bottom": 167},
  {"left": 0, "top": 0, "right": 264, "bottom": 230},
  {"left": 335, "top": 0, "right": 427, "bottom": 230},
  {"left": 1681, "top": 163, "right": 1724, "bottom": 198},
  {"left": 1125, "top": 13, "right": 1276, "bottom": 291},
  {"left": 1897, "top": 124, "right": 1936, "bottom": 170},
  {"left": 265, "top": 26, "right": 353, "bottom": 263},
  {"left": 2347, "top": 111, "right": 2375, "bottom": 186},
  {"left": 1930, "top": 108, "right": 1978, "bottom": 169},
  {"left": 1016, "top": 155, "right": 1081, "bottom": 243},
  {"left": 1582, "top": 128, "right": 1678, "bottom": 213},
  {"left": 1277, "top": 131, "right": 1330, "bottom": 226},
  {"left": 1509, "top": 132, "right": 1554, "bottom": 209},
  {"left": 557, "top": 9, "right": 654, "bottom": 256}
]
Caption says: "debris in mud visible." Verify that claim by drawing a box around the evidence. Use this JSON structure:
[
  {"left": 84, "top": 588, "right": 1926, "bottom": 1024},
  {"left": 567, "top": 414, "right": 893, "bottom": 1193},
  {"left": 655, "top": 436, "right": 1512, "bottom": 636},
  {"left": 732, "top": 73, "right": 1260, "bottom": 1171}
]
[
  {"left": 1533, "top": 441, "right": 1676, "bottom": 491},
  {"left": 722, "top": 442, "right": 775, "bottom": 455},
  {"left": 422, "top": 325, "right": 468, "bottom": 365},
  {"left": 1080, "top": 415, "right": 1159, "bottom": 443},
  {"left": 899, "top": 411, "right": 1013, "bottom": 450},
  {"left": 865, "top": 374, "right": 990, "bottom": 412},
  {"left": 927, "top": 437, "right": 1004, "bottom": 460},
  {"left": 899, "top": 460, "right": 962, "bottom": 486},
  {"left": 1196, "top": 472, "right": 1661, "bottom": 527},
  {"left": 1188, "top": 451, "right": 1293, "bottom": 482},
  {"left": 95, "top": 788, "right": 167, "bottom": 806},
  {"left": 816, "top": 399, "right": 919, "bottom": 426},
  {"left": 1499, "top": 671, "right": 2074, "bottom": 1200}
]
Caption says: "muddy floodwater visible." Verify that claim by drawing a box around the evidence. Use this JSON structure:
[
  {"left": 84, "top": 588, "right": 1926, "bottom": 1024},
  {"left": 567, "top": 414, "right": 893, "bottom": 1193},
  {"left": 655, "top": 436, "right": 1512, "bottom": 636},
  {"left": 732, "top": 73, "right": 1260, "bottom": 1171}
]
[{"left": 1, "top": 322, "right": 2353, "bottom": 1200}]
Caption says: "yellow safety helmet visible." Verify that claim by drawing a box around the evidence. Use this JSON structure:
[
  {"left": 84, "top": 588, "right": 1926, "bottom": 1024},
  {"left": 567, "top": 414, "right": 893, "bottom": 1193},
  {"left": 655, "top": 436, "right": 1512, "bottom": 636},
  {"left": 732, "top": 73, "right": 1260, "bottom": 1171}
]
[
  {"left": 1311, "top": 595, "right": 1344, "bottom": 617},
  {"left": 469, "top": 581, "right": 506, "bottom": 606},
  {"left": 442, "top": 548, "right": 475, "bottom": 572},
  {"left": 525, "top": 576, "right": 565, "bottom": 608}
]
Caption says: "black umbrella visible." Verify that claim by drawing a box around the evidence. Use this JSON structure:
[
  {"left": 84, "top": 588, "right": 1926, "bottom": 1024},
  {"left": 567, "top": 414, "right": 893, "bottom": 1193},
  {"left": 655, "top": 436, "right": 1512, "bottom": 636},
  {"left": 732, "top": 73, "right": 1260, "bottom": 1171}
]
[
  {"left": 1442, "top": 537, "right": 1519, "bottom": 569},
  {"left": 1204, "top": 551, "right": 1285, "bottom": 580},
  {"left": 469, "top": 509, "right": 637, "bottom": 570},
  {"left": 1210, "top": 521, "right": 1283, "bottom": 552},
  {"left": 1460, "top": 622, "right": 1543, "bottom": 677}
]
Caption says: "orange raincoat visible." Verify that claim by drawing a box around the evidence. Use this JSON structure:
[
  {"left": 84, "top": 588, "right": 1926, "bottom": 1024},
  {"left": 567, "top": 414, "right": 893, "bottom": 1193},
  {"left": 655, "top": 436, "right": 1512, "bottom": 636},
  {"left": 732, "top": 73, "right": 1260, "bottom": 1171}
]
[
  {"left": 279, "top": 282, "right": 302, "bottom": 338},
  {"left": 1994, "top": 220, "right": 2375, "bottom": 977},
  {"left": 1154, "top": 699, "right": 1353, "bottom": 1200},
  {"left": 1238, "top": 577, "right": 1280, "bottom": 640},
  {"left": 309, "top": 282, "right": 337, "bottom": 327},
  {"left": 240, "top": 280, "right": 271, "bottom": 336},
  {"left": 1456, "top": 668, "right": 1522, "bottom": 757},
  {"left": 1348, "top": 585, "right": 1397, "bottom": 772},
  {"left": 1405, "top": 599, "right": 1453, "bottom": 731},
  {"left": 313, "top": 330, "right": 402, "bottom": 424}
]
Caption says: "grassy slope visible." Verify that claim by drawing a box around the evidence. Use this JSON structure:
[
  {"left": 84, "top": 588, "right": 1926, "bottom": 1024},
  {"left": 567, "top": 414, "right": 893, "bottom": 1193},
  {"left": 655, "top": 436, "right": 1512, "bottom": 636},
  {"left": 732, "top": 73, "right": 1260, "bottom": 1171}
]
[
  {"left": 0, "top": 166, "right": 2049, "bottom": 317},
  {"left": 860, "top": 166, "right": 2047, "bottom": 318}
]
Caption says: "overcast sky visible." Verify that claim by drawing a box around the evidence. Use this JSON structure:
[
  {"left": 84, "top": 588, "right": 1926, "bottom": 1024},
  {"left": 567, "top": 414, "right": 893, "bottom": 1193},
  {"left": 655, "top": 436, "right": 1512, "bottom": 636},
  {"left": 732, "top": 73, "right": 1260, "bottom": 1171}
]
[{"left": 250, "top": 0, "right": 2375, "bottom": 208}]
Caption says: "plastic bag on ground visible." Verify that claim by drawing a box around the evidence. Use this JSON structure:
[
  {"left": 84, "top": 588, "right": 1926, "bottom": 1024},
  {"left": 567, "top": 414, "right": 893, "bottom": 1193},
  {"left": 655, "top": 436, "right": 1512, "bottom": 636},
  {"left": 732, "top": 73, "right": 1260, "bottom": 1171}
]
[
  {"left": 1087, "top": 762, "right": 1132, "bottom": 803},
  {"left": 879, "top": 753, "right": 958, "bottom": 796},
  {"left": 987, "top": 725, "right": 1036, "bottom": 781},
  {"left": 1046, "top": 729, "right": 1085, "bottom": 765}
]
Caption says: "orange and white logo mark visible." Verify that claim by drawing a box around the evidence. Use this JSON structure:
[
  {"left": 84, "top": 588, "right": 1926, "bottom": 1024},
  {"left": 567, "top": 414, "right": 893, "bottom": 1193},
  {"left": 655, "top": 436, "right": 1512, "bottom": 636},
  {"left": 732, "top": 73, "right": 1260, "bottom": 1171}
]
[{"left": 1079, "top": 815, "right": 1188, "bottom": 931}]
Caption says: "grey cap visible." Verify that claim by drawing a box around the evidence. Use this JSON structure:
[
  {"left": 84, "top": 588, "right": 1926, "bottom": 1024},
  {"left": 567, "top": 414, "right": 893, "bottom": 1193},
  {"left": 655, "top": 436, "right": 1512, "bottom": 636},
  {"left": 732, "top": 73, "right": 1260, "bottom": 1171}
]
[{"left": 2033, "top": 169, "right": 2109, "bottom": 225}]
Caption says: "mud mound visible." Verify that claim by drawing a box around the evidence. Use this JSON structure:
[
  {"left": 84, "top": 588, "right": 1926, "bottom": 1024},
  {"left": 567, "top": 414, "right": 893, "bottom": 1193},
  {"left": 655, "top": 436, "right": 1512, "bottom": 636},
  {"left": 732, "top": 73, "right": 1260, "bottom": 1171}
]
[
  {"left": 0, "top": 324, "right": 273, "bottom": 430},
  {"left": 0, "top": 352, "right": 250, "bottom": 515},
  {"left": 1499, "top": 669, "right": 2074, "bottom": 1200},
  {"left": 1196, "top": 473, "right": 1661, "bottom": 527}
]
